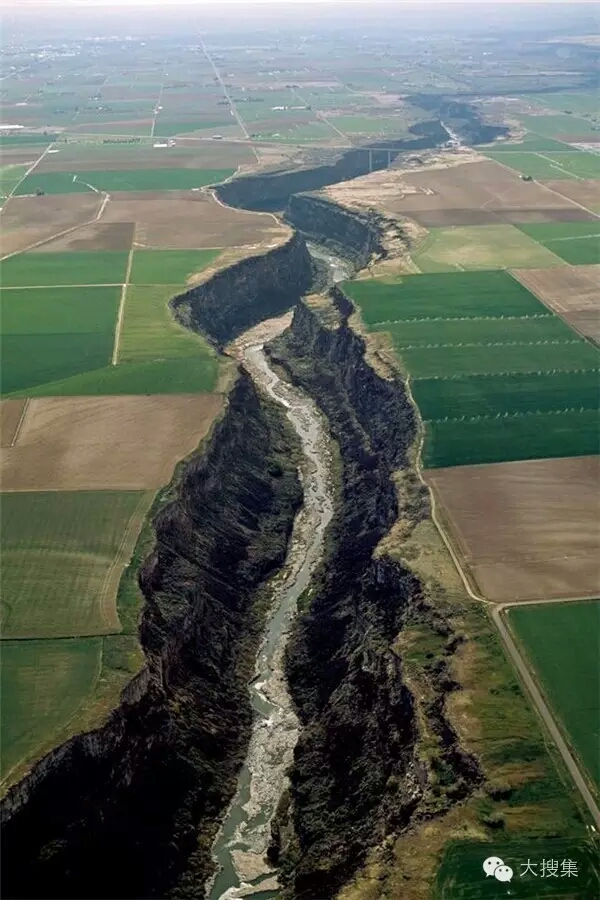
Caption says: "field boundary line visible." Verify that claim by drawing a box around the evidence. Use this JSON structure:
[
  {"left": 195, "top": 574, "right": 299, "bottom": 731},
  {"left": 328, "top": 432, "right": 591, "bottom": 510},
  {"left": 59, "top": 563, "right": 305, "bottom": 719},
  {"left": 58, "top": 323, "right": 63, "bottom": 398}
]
[
  {"left": 97, "top": 491, "right": 153, "bottom": 632},
  {"left": 6, "top": 141, "right": 54, "bottom": 200},
  {"left": 9, "top": 398, "right": 30, "bottom": 447},
  {"left": 112, "top": 239, "right": 135, "bottom": 365},
  {"left": 3, "top": 283, "right": 123, "bottom": 290},
  {"left": 200, "top": 39, "right": 260, "bottom": 163},
  {"left": 388, "top": 354, "right": 600, "bottom": 830},
  {"left": 207, "top": 186, "right": 283, "bottom": 227},
  {"left": 534, "top": 152, "right": 582, "bottom": 180},
  {"left": 495, "top": 604, "right": 600, "bottom": 828},
  {"left": 0, "top": 191, "right": 109, "bottom": 262},
  {"left": 490, "top": 155, "right": 600, "bottom": 220}
]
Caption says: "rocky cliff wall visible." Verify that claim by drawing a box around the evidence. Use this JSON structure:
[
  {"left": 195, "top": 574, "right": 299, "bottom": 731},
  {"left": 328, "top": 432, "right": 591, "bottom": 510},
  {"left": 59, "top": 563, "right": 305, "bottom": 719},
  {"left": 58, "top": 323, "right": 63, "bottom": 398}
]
[
  {"left": 285, "top": 193, "right": 384, "bottom": 268},
  {"left": 0, "top": 375, "right": 302, "bottom": 900},
  {"left": 266, "top": 293, "right": 482, "bottom": 899},
  {"left": 170, "top": 231, "right": 314, "bottom": 347},
  {"left": 215, "top": 121, "right": 449, "bottom": 212}
]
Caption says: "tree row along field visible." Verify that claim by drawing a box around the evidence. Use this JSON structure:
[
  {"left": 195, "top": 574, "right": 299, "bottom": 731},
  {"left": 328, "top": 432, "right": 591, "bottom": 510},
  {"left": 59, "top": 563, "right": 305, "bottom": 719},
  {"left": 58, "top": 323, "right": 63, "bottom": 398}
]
[{"left": 344, "top": 270, "right": 599, "bottom": 468}]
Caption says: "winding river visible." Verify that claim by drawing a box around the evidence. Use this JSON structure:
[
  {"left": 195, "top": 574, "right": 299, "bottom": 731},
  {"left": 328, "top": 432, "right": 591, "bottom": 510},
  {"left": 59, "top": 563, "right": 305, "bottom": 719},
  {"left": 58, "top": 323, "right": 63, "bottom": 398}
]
[{"left": 207, "top": 248, "right": 350, "bottom": 900}]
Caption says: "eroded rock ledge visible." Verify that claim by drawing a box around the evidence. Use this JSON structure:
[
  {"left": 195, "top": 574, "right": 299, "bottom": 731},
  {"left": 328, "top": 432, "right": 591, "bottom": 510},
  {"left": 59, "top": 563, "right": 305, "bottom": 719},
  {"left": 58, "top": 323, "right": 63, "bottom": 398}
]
[
  {"left": 1, "top": 374, "right": 302, "bottom": 900},
  {"left": 171, "top": 230, "right": 314, "bottom": 347}
]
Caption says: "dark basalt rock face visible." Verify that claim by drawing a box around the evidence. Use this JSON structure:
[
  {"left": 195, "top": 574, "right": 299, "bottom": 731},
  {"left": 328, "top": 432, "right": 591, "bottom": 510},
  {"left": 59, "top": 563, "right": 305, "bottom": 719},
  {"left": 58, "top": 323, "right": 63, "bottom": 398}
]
[
  {"left": 0, "top": 375, "right": 302, "bottom": 900},
  {"left": 409, "top": 94, "right": 510, "bottom": 144},
  {"left": 170, "top": 231, "right": 314, "bottom": 348},
  {"left": 285, "top": 193, "right": 385, "bottom": 269},
  {"left": 214, "top": 121, "right": 449, "bottom": 212},
  {"left": 266, "top": 293, "right": 483, "bottom": 899}
]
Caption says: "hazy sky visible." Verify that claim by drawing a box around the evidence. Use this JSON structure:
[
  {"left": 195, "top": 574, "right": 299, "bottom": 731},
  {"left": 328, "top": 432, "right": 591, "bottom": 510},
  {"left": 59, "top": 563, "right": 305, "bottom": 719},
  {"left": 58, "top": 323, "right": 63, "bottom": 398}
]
[{"left": 4, "top": 0, "right": 592, "bottom": 5}]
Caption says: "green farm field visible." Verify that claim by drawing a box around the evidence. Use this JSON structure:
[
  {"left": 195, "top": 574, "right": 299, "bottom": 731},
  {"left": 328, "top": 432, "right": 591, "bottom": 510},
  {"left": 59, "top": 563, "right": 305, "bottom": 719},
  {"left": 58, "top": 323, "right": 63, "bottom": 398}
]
[
  {"left": 435, "top": 837, "right": 600, "bottom": 899},
  {"left": 508, "top": 600, "right": 600, "bottom": 795},
  {"left": 520, "top": 110, "right": 600, "bottom": 138},
  {"left": 153, "top": 119, "right": 237, "bottom": 137},
  {"left": 1, "top": 251, "right": 129, "bottom": 287},
  {"left": 0, "top": 164, "right": 28, "bottom": 198},
  {"left": 485, "top": 150, "right": 600, "bottom": 180},
  {"left": 13, "top": 167, "right": 235, "bottom": 195},
  {"left": 249, "top": 121, "right": 335, "bottom": 142},
  {"left": 413, "top": 224, "right": 565, "bottom": 272},
  {"left": 397, "top": 339, "right": 599, "bottom": 378},
  {"left": 480, "top": 134, "right": 568, "bottom": 152},
  {"left": 0, "top": 491, "right": 154, "bottom": 638},
  {"left": 0, "top": 133, "right": 59, "bottom": 147},
  {"left": 1, "top": 638, "right": 102, "bottom": 783},
  {"left": 2, "top": 286, "right": 120, "bottom": 334},
  {"left": 129, "top": 248, "right": 221, "bottom": 285},
  {"left": 326, "top": 114, "right": 412, "bottom": 136},
  {"left": 8, "top": 354, "right": 219, "bottom": 398},
  {"left": 343, "top": 271, "right": 551, "bottom": 324},
  {"left": 412, "top": 370, "right": 600, "bottom": 421},
  {"left": 374, "top": 314, "right": 578, "bottom": 348},
  {"left": 118, "top": 285, "right": 216, "bottom": 362},
  {"left": 1, "top": 332, "right": 114, "bottom": 395},
  {"left": 517, "top": 222, "right": 600, "bottom": 266},
  {"left": 423, "top": 409, "right": 599, "bottom": 467}
]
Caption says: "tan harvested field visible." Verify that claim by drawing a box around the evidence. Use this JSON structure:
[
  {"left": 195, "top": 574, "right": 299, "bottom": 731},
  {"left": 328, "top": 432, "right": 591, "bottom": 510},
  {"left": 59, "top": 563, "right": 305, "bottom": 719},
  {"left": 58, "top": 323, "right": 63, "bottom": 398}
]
[
  {"left": 36, "top": 140, "right": 255, "bottom": 172},
  {"left": 0, "top": 400, "right": 28, "bottom": 448},
  {"left": 426, "top": 456, "right": 600, "bottom": 602},
  {"left": 0, "top": 148, "right": 39, "bottom": 166},
  {"left": 1, "top": 394, "right": 223, "bottom": 491},
  {"left": 327, "top": 158, "right": 591, "bottom": 227},
  {"left": 542, "top": 179, "right": 600, "bottom": 209},
  {"left": 99, "top": 190, "right": 288, "bottom": 249},
  {"left": 36, "top": 221, "right": 135, "bottom": 252},
  {"left": 512, "top": 265, "right": 600, "bottom": 342},
  {"left": 0, "top": 193, "right": 102, "bottom": 256}
]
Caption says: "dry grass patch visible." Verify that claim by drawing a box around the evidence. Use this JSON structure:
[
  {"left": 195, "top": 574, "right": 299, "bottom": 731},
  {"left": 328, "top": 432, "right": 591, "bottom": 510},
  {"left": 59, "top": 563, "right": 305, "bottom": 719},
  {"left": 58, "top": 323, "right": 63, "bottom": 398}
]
[
  {"left": 327, "top": 158, "right": 589, "bottom": 227},
  {"left": 512, "top": 265, "right": 600, "bottom": 343},
  {"left": 97, "top": 189, "right": 289, "bottom": 250},
  {"left": 1, "top": 394, "right": 224, "bottom": 491},
  {"left": 543, "top": 178, "right": 600, "bottom": 209},
  {"left": 426, "top": 456, "right": 600, "bottom": 602},
  {"left": 35, "top": 221, "right": 135, "bottom": 253},
  {"left": 0, "top": 193, "right": 102, "bottom": 256},
  {"left": 1, "top": 399, "right": 27, "bottom": 447}
]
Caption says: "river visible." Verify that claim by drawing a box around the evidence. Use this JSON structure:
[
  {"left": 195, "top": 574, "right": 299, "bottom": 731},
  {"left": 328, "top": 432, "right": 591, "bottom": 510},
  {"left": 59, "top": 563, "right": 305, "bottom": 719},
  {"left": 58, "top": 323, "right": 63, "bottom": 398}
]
[{"left": 206, "top": 246, "right": 350, "bottom": 900}]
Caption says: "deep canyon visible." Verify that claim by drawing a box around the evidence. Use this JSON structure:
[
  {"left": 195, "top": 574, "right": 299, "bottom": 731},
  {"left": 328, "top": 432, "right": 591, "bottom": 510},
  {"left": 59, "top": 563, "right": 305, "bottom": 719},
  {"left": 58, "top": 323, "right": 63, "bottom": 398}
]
[{"left": 1, "top": 112, "right": 490, "bottom": 900}]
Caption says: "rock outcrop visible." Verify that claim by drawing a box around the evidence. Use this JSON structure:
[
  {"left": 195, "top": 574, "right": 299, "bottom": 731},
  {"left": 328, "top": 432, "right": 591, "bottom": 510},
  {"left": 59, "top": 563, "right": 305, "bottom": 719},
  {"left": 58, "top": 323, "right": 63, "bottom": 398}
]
[
  {"left": 286, "top": 193, "right": 385, "bottom": 268},
  {"left": 171, "top": 231, "right": 314, "bottom": 347}
]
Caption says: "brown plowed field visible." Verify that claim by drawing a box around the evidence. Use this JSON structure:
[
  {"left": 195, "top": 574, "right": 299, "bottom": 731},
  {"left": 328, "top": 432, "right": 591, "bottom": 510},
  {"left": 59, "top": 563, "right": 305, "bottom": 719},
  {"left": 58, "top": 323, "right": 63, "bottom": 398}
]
[
  {"left": 426, "top": 456, "right": 600, "bottom": 602},
  {"left": 542, "top": 179, "right": 600, "bottom": 209},
  {"left": 35, "top": 221, "right": 135, "bottom": 253},
  {"left": 0, "top": 149, "right": 39, "bottom": 166},
  {"left": 512, "top": 265, "right": 600, "bottom": 343},
  {"left": 379, "top": 160, "right": 591, "bottom": 226},
  {"left": 0, "top": 193, "right": 102, "bottom": 256},
  {"left": 0, "top": 400, "right": 28, "bottom": 448},
  {"left": 101, "top": 191, "right": 288, "bottom": 249},
  {"left": 1, "top": 394, "right": 223, "bottom": 491}
]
